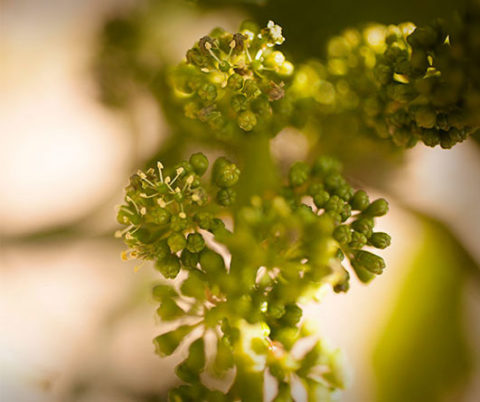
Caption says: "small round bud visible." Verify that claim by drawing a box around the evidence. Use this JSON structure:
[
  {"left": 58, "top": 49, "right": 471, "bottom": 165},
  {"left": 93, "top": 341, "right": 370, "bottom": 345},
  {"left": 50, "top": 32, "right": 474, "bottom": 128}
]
[
  {"left": 289, "top": 162, "right": 310, "bottom": 187},
  {"left": 216, "top": 188, "right": 237, "bottom": 206},
  {"left": 237, "top": 110, "right": 257, "bottom": 131},
  {"left": 333, "top": 225, "right": 352, "bottom": 245},
  {"left": 313, "top": 156, "right": 342, "bottom": 176},
  {"left": 213, "top": 158, "right": 240, "bottom": 188},
  {"left": 281, "top": 304, "right": 303, "bottom": 327},
  {"left": 364, "top": 198, "right": 389, "bottom": 217},
  {"left": 197, "top": 83, "right": 217, "bottom": 102},
  {"left": 189, "top": 153, "right": 209, "bottom": 175},
  {"left": 351, "top": 217, "right": 374, "bottom": 237},
  {"left": 415, "top": 106, "right": 436, "bottom": 129},
  {"left": 324, "top": 195, "right": 343, "bottom": 213},
  {"left": 231, "top": 94, "right": 248, "bottom": 113},
  {"left": 227, "top": 73, "right": 243, "bottom": 90},
  {"left": 353, "top": 250, "right": 386, "bottom": 274},
  {"left": 349, "top": 231, "right": 368, "bottom": 249},
  {"left": 186, "top": 233, "right": 205, "bottom": 253},
  {"left": 313, "top": 191, "right": 330, "bottom": 208},
  {"left": 155, "top": 254, "right": 181, "bottom": 279},
  {"left": 369, "top": 232, "right": 392, "bottom": 249},
  {"left": 350, "top": 190, "right": 370, "bottom": 211},
  {"left": 168, "top": 232, "right": 187, "bottom": 253},
  {"left": 181, "top": 249, "right": 199, "bottom": 269},
  {"left": 149, "top": 207, "right": 171, "bottom": 225},
  {"left": 170, "top": 215, "right": 188, "bottom": 232},
  {"left": 194, "top": 212, "right": 213, "bottom": 230},
  {"left": 199, "top": 249, "right": 225, "bottom": 273}
]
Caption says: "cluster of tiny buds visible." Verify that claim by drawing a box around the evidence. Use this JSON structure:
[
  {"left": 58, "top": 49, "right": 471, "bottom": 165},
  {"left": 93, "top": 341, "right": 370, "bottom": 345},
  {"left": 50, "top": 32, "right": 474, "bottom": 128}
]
[
  {"left": 171, "top": 20, "right": 294, "bottom": 140},
  {"left": 115, "top": 153, "right": 240, "bottom": 267}
]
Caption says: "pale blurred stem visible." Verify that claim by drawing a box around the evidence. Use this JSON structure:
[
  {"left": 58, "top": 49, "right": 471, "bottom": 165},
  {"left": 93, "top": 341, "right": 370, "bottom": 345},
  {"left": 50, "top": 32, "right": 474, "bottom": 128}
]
[
  {"left": 125, "top": 107, "right": 143, "bottom": 169},
  {"left": 237, "top": 132, "right": 280, "bottom": 206}
]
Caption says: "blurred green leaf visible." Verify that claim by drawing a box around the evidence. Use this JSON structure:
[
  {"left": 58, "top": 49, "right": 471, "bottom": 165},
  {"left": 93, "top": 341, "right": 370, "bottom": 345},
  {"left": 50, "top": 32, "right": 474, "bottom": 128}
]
[{"left": 373, "top": 216, "right": 476, "bottom": 402}]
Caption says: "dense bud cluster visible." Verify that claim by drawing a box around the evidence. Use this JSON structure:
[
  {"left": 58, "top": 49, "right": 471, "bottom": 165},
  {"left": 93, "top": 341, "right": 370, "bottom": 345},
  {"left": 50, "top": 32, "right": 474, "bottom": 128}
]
[
  {"left": 170, "top": 21, "right": 294, "bottom": 142},
  {"left": 292, "top": 10, "right": 480, "bottom": 149},
  {"left": 116, "top": 153, "right": 239, "bottom": 275},
  {"left": 285, "top": 156, "right": 390, "bottom": 288},
  {"left": 117, "top": 154, "right": 389, "bottom": 400}
]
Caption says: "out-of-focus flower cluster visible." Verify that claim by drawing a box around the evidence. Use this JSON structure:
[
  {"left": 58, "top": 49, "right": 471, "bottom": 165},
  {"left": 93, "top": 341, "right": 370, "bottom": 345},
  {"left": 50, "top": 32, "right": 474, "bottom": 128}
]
[
  {"left": 292, "top": 8, "right": 480, "bottom": 149},
  {"left": 116, "top": 155, "right": 390, "bottom": 401}
]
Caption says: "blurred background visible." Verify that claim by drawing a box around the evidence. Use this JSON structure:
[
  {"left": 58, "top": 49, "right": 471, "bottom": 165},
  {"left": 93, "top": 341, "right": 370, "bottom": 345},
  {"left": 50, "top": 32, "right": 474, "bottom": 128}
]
[{"left": 1, "top": 0, "right": 479, "bottom": 401}]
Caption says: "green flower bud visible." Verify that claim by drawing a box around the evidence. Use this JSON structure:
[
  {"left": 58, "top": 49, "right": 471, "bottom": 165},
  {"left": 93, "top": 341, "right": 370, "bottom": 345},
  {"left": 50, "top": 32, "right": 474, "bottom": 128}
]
[
  {"left": 324, "top": 173, "right": 344, "bottom": 191},
  {"left": 415, "top": 106, "right": 436, "bottom": 129},
  {"left": 227, "top": 73, "right": 243, "bottom": 90},
  {"left": 181, "top": 249, "right": 199, "bottom": 269},
  {"left": 217, "top": 188, "right": 237, "bottom": 206},
  {"left": 168, "top": 232, "right": 187, "bottom": 253},
  {"left": 199, "top": 249, "right": 225, "bottom": 273},
  {"left": 117, "top": 207, "right": 140, "bottom": 225},
  {"left": 186, "top": 233, "right": 205, "bottom": 253},
  {"left": 307, "top": 183, "right": 324, "bottom": 196},
  {"left": 333, "top": 225, "right": 352, "bottom": 245},
  {"left": 189, "top": 153, "right": 209, "bottom": 175},
  {"left": 157, "top": 298, "right": 184, "bottom": 321},
  {"left": 349, "top": 231, "right": 368, "bottom": 249},
  {"left": 170, "top": 215, "right": 188, "bottom": 232},
  {"left": 210, "top": 218, "right": 229, "bottom": 239},
  {"left": 351, "top": 217, "right": 374, "bottom": 237},
  {"left": 324, "top": 195, "right": 343, "bottom": 213},
  {"left": 197, "top": 83, "right": 217, "bottom": 102},
  {"left": 351, "top": 260, "right": 376, "bottom": 283},
  {"left": 281, "top": 304, "right": 303, "bottom": 327},
  {"left": 335, "top": 184, "right": 353, "bottom": 201},
  {"left": 313, "top": 156, "right": 342, "bottom": 176},
  {"left": 155, "top": 254, "right": 181, "bottom": 279},
  {"left": 153, "top": 240, "right": 170, "bottom": 262},
  {"left": 213, "top": 157, "right": 240, "bottom": 188},
  {"left": 153, "top": 324, "right": 194, "bottom": 356},
  {"left": 350, "top": 190, "right": 369, "bottom": 211},
  {"left": 369, "top": 232, "right": 391, "bottom": 249},
  {"left": 268, "top": 302, "right": 286, "bottom": 319},
  {"left": 289, "top": 162, "right": 310, "bottom": 187},
  {"left": 237, "top": 110, "right": 258, "bottom": 131},
  {"left": 194, "top": 212, "right": 213, "bottom": 230},
  {"left": 148, "top": 207, "right": 171, "bottom": 225},
  {"left": 313, "top": 191, "right": 330, "bottom": 208},
  {"left": 244, "top": 79, "right": 261, "bottom": 98},
  {"left": 364, "top": 198, "right": 389, "bottom": 217},
  {"left": 231, "top": 94, "right": 248, "bottom": 113},
  {"left": 353, "top": 250, "right": 385, "bottom": 274}
]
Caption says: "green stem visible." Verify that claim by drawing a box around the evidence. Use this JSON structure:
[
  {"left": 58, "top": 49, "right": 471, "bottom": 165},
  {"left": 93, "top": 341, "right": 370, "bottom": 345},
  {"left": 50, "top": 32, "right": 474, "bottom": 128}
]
[{"left": 237, "top": 133, "right": 279, "bottom": 206}]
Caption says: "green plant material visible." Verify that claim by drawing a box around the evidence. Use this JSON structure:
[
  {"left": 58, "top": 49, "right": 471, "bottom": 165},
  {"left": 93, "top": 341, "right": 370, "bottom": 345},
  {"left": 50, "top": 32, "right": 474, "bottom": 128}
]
[
  {"left": 373, "top": 217, "right": 474, "bottom": 402},
  {"left": 116, "top": 154, "right": 390, "bottom": 400},
  {"left": 106, "top": 7, "right": 480, "bottom": 400}
]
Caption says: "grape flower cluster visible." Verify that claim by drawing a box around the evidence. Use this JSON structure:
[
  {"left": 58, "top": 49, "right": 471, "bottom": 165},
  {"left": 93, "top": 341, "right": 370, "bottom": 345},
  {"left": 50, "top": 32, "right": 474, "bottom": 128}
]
[
  {"left": 291, "top": 9, "right": 480, "bottom": 149},
  {"left": 169, "top": 21, "right": 294, "bottom": 143},
  {"left": 117, "top": 154, "right": 390, "bottom": 401}
]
